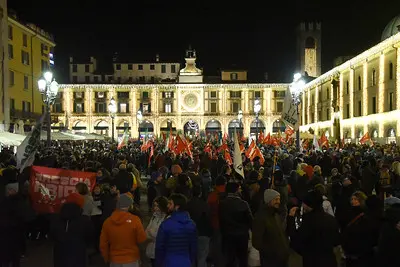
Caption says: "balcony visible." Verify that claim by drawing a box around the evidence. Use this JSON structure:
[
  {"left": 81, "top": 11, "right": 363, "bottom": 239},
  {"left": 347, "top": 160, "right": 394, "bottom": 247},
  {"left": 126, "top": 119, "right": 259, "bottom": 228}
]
[
  {"left": 204, "top": 112, "right": 220, "bottom": 116},
  {"left": 10, "top": 109, "right": 42, "bottom": 120}
]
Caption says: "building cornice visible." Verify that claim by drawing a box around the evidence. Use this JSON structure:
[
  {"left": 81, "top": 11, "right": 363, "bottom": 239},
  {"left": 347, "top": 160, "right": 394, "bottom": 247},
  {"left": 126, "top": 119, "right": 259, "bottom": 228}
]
[
  {"left": 8, "top": 17, "right": 56, "bottom": 46},
  {"left": 59, "top": 83, "right": 290, "bottom": 90},
  {"left": 303, "top": 32, "right": 400, "bottom": 90}
]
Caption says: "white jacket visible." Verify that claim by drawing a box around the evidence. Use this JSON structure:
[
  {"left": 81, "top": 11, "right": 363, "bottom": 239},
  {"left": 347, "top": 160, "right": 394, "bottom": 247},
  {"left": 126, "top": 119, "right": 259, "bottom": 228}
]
[
  {"left": 322, "top": 195, "right": 334, "bottom": 216},
  {"left": 145, "top": 212, "right": 166, "bottom": 259}
]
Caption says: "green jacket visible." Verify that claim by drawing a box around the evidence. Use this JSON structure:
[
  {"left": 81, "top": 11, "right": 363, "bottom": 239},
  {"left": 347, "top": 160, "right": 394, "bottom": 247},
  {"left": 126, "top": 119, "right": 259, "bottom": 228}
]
[{"left": 252, "top": 205, "right": 290, "bottom": 263}]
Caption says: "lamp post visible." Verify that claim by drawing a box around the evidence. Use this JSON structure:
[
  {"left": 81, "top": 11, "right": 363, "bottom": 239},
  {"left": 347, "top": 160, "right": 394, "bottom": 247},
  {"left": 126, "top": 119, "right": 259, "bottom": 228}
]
[
  {"left": 253, "top": 99, "right": 261, "bottom": 143},
  {"left": 333, "top": 111, "right": 341, "bottom": 147},
  {"left": 237, "top": 109, "right": 243, "bottom": 137},
  {"left": 136, "top": 110, "right": 143, "bottom": 140},
  {"left": 108, "top": 97, "right": 117, "bottom": 143},
  {"left": 290, "top": 73, "right": 306, "bottom": 151},
  {"left": 38, "top": 71, "right": 59, "bottom": 147}
]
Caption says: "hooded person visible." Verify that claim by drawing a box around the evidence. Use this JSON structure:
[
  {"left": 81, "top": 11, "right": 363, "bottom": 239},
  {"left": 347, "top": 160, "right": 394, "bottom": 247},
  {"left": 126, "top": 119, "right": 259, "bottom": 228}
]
[
  {"left": 100, "top": 193, "right": 147, "bottom": 266},
  {"left": 252, "top": 189, "right": 290, "bottom": 267},
  {"left": 50, "top": 195, "right": 94, "bottom": 267}
]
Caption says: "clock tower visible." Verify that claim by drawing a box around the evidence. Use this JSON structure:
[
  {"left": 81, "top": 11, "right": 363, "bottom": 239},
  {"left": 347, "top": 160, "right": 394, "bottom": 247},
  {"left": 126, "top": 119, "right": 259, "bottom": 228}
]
[
  {"left": 296, "top": 22, "right": 321, "bottom": 77},
  {"left": 179, "top": 46, "right": 203, "bottom": 83}
]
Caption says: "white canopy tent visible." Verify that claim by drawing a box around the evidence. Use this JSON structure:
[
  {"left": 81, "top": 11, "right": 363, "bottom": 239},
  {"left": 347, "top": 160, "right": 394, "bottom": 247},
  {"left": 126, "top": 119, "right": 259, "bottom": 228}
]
[
  {"left": 40, "top": 131, "right": 86, "bottom": 141},
  {"left": 0, "top": 132, "right": 26, "bottom": 146}
]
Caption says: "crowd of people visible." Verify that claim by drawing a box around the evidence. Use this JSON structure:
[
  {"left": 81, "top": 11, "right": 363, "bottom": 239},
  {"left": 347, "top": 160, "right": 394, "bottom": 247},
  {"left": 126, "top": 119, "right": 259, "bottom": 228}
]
[{"left": 0, "top": 138, "right": 400, "bottom": 267}]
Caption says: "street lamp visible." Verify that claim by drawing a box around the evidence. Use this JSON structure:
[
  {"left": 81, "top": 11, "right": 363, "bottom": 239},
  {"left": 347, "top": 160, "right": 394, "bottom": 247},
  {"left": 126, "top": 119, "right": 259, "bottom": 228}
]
[
  {"left": 38, "top": 71, "right": 59, "bottom": 147},
  {"left": 333, "top": 111, "right": 341, "bottom": 147},
  {"left": 108, "top": 97, "right": 117, "bottom": 142},
  {"left": 136, "top": 110, "right": 143, "bottom": 140},
  {"left": 237, "top": 110, "right": 243, "bottom": 137},
  {"left": 290, "top": 73, "right": 306, "bottom": 150},
  {"left": 254, "top": 99, "right": 261, "bottom": 143}
]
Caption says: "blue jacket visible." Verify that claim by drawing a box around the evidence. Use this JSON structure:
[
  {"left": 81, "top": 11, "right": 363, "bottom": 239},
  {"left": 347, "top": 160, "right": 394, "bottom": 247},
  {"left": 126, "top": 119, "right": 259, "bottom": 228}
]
[{"left": 155, "top": 211, "right": 197, "bottom": 267}]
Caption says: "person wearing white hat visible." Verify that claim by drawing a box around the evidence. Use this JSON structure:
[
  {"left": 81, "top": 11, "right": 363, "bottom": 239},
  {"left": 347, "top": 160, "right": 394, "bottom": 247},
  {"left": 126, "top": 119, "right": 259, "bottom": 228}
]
[{"left": 252, "top": 189, "right": 290, "bottom": 267}]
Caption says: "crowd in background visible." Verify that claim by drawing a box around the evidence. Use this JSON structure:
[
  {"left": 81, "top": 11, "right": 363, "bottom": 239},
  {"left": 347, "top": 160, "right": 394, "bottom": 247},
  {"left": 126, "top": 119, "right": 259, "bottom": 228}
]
[{"left": 0, "top": 139, "right": 400, "bottom": 267}]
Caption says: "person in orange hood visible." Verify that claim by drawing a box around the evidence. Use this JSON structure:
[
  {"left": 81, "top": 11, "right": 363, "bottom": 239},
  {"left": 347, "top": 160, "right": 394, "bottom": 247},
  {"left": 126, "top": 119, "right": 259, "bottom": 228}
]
[{"left": 100, "top": 193, "right": 147, "bottom": 266}]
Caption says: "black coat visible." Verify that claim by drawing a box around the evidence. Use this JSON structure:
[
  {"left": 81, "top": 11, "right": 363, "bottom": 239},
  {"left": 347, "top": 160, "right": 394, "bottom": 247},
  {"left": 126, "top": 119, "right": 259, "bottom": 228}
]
[
  {"left": 0, "top": 195, "right": 26, "bottom": 262},
  {"left": 50, "top": 203, "right": 93, "bottom": 267},
  {"left": 219, "top": 194, "right": 253, "bottom": 238},
  {"left": 288, "top": 208, "right": 340, "bottom": 267},
  {"left": 187, "top": 196, "right": 213, "bottom": 237},
  {"left": 377, "top": 205, "right": 400, "bottom": 267}
]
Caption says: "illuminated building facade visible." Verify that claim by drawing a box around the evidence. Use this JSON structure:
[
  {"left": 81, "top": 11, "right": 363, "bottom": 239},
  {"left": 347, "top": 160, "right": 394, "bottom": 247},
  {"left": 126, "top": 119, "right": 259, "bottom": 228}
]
[
  {"left": 299, "top": 16, "right": 400, "bottom": 144},
  {"left": 57, "top": 47, "right": 289, "bottom": 139},
  {"left": 7, "top": 11, "right": 55, "bottom": 132}
]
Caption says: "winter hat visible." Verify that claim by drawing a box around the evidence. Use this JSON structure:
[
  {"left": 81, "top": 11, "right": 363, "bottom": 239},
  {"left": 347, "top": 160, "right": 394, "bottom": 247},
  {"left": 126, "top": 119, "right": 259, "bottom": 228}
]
[
  {"left": 171, "top": 164, "right": 182, "bottom": 176},
  {"left": 65, "top": 192, "right": 85, "bottom": 208},
  {"left": 303, "top": 190, "right": 323, "bottom": 210},
  {"left": 5, "top": 182, "right": 19, "bottom": 194},
  {"left": 151, "top": 171, "right": 162, "bottom": 181},
  {"left": 117, "top": 193, "right": 133, "bottom": 209},
  {"left": 264, "top": 189, "right": 280, "bottom": 204}
]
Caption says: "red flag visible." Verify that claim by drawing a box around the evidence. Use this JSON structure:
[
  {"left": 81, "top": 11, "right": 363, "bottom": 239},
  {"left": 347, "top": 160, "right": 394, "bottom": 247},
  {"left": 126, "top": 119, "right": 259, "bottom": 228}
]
[
  {"left": 148, "top": 142, "right": 154, "bottom": 165},
  {"left": 359, "top": 132, "right": 371, "bottom": 145},
  {"left": 319, "top": 132, "right": 329, "bottom": 148},
  {"left": 245, "top": 140, "right": 255, "bottom": 158},
  {"left": 224, "top": 150, "right": 233, "bottom": 165}
]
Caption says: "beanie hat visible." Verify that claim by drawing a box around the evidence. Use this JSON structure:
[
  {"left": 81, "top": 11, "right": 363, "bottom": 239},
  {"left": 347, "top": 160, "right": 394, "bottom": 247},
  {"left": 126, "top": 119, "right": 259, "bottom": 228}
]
[
  {"left": 151, "top": 171, "right": 162, "bottom": 181},
  {"left": 5, "top": 182, "right": 19, "bottom": 194},
  {"left": 264, "top": 189, "right": 280, "bottom": 204},
  {"left": 303, "top": 190, "right": 323, "bottom": 210},
  {"left": 65, "top": 192, "right": 85, "bottom": 208},
  {"left": 117, "top": 193, "right": 133, "bottom": 209},
  {"left": 171, "top": 164, "right": 182, "bottom": 175}
]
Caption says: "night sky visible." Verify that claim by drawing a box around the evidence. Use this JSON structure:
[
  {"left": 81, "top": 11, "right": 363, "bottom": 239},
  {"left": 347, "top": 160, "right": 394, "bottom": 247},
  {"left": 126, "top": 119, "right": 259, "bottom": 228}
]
[{"left": 8, "top": 0, "right": 400, "bottom": 83}]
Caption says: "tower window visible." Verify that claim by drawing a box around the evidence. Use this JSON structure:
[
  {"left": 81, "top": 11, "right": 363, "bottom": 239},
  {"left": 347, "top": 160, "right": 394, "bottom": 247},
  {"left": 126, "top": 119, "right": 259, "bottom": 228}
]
[
  {"left": 305, "top": 37, "right": 316, "bottom": 49},
  {"left": 358, "top": 76, "right": 362, "bottom": 90},
  {"left": 389, "top": 62, "right": 394, "bottom": 80}
]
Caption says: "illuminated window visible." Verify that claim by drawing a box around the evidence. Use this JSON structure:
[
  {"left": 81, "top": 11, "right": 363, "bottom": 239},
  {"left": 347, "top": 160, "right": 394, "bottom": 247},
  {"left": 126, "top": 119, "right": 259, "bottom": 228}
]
[
  {"left": 120, "top": 103, "right": 127, "bottom": 113},
  {"left": 371, "top": 69, "right": 376, "bottom": 86},
  {"left": 164, "top": 103, "right": 172, "bottom": 113}
]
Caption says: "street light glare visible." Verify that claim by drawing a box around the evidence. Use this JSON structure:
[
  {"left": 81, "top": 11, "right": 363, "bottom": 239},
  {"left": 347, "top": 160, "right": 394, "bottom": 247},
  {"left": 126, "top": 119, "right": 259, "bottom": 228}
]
[
  {"left": 294, "top": 73, "right": 302, "bottom": 81},
  {"left": 38, "top": 79, "right": 46, "bottom": 92},
  {"left": 50, "top": 81, "right": 59, "bottom": 95},
  {"left": 44, "top": 71, "right": 53, "bottom": 83}
]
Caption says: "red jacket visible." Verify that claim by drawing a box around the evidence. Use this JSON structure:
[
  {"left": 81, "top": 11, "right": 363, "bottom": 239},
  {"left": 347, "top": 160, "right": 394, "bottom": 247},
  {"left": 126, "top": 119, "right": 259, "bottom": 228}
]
[{"left": 207, "top": 185, "right": 225, "bottom": 230}]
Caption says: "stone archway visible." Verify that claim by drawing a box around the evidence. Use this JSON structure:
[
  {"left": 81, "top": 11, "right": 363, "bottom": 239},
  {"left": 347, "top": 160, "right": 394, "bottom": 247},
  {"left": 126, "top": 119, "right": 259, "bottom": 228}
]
[
  {"left": 160, "top": 119, "right": 177, "bottom": 133},
  {"left": 183, "top": 120, "right": 199, "bottom": 138},
  {"left": 205, "top": 119, "right": 222, "bottom": 137},
  {"left": 139, "top": 121, "right": 154, "bottom": 138},
  {"left": 228, "top": 119, "right": 243, "bottom": 138},
  {"left": 93, "top": 120, "right": 109, "bottom": 135}
]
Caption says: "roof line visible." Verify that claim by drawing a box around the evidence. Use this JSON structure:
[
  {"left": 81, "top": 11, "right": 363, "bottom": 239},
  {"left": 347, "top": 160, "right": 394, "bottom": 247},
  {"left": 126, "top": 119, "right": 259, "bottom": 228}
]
[{"left": 303, "top": 31, "right": 400, "bottom": 89}]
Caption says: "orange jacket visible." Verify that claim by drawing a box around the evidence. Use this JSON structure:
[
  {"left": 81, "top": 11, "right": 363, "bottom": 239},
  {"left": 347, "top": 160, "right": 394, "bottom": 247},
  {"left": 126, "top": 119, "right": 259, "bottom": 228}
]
[
  {"left": 100, "top": 210, "right": 147, "bottom": 264},
  {"left": 207, "top": 185, "right": 225, "bottom": 230}
]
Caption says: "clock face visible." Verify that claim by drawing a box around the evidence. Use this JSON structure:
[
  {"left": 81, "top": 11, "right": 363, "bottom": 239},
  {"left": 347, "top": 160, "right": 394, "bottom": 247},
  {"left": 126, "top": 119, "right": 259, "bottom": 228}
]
[{"left": 184, "top": 93, "right": 198, "bottom": 108}]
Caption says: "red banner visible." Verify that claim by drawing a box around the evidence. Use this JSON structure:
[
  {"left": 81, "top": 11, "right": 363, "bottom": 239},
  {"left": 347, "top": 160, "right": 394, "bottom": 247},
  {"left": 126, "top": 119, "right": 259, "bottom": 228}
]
[{"left": 30, "top": 166, "right": 96, "bottom": 214}]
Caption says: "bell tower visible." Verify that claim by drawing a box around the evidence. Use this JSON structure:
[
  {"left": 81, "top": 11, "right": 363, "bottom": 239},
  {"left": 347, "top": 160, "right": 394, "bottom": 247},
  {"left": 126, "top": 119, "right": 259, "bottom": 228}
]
[{"left": 296, "top": 22, "right": 321, "bottom": 77}]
